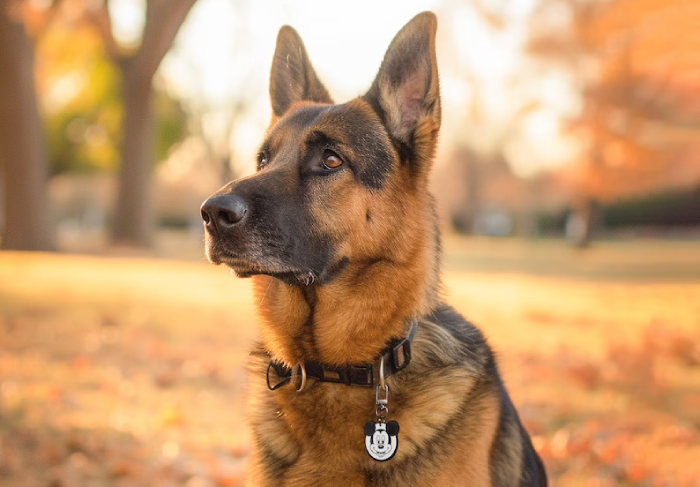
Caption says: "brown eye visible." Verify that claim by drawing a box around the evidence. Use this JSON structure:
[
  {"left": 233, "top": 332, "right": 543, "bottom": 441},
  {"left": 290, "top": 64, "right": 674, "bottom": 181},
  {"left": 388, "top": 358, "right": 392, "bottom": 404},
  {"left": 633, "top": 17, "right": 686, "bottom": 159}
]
[
  {"left": 257, "top": 152, "right": 268, "bottom": 169},
  {"left": 321, "top": 150, "right": 343, "bottom": 170}
]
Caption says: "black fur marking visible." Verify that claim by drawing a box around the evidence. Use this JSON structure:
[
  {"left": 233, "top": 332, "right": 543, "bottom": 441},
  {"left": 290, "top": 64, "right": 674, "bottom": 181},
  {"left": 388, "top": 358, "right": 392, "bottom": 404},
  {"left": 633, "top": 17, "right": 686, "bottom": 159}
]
[
  {"left": 323, "top": 256, "right": 350, "bottom": 281},
  {"left": 300, "top": 287, "right": 319, "bottom": 337},
  {"left": 489, "top": 377, "right": 548, "bottom": 487},
  {"left": 286, "top": 105, "right": 328, "bottom": 131},
  {"left": 268, "top": 105, "right": 328, "bottom": 152},
  {"left": 424, "top": 304, "right": 494, "bottom": 369},
  {"left": 490, "top": 381, "right": 518, "bottom": 486},
  {"left": 301, "top": 285, "right": 318, "bottom": 310},
  {"left": 366, "top": 210, "right": 371, "bottom": 222},
  {"left": 396, "top": 138, "right": 416, "bottom": 167},
  {"left": 304, "top": 130, "right": 333, "bottom": 149},
  {"left": 519, "top": 421, "right": 549, "bottom": 487},
  {"left": 255, "top": 433, "right": 293, "bottom": 482}
]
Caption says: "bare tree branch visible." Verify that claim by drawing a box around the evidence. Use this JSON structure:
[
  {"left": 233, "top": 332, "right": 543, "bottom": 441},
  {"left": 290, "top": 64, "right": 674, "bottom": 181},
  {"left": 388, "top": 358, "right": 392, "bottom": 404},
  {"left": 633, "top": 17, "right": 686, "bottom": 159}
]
[
  {"left": 135, "top": 0, "right": 198, "bottom": 81},
  {"left": 84, "top": 0, "right": 125, "bottom": 65}
]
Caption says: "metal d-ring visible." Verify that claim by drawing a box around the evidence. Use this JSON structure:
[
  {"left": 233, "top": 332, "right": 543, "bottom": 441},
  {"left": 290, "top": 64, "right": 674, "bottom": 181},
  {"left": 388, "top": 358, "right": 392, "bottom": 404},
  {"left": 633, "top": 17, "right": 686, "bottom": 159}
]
[{"left": 291, "top": 362, "right": 307, "bottom": 393}]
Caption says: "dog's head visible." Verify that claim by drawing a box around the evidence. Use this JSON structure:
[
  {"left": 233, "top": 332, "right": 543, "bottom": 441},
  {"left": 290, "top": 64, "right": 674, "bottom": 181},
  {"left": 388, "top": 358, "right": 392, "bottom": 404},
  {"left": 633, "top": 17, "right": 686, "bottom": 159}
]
[{"left": 201, "top": 12, "right": 440, "bottom": 286}]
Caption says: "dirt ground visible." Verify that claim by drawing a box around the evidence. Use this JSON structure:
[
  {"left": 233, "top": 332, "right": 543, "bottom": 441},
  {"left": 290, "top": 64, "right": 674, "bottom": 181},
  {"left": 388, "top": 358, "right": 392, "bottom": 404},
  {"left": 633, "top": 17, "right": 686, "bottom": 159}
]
[{"left": 1, "top": 235, "right": 699, "bottom": 487}]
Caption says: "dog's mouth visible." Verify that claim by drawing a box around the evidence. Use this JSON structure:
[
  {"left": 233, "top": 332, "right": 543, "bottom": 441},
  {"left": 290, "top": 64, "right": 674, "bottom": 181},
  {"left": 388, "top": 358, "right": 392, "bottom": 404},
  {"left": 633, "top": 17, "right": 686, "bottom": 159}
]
[
  {"left": 202, "top": 215, "right": 340, "bottom": 286},
  {"left": 207, "top": 244, "right": 319, "bottom": 285}
]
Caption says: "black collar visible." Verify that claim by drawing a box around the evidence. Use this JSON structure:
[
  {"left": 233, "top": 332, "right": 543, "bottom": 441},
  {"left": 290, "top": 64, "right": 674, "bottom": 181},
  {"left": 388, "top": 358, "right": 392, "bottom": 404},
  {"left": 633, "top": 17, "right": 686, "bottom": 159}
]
[{"left": 266, "top": 319, "right": 418, "bottom": 391}]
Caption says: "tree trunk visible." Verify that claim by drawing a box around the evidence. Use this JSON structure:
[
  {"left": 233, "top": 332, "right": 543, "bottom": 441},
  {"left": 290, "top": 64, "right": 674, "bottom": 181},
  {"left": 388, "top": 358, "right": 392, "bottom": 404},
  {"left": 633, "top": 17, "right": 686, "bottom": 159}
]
[
  {"left": 565, "top": 197, "right": 599, "bottom": 248},
  {"left": 102, "top": 0, "right": 198, "bottom": 248},
  {"left": 110, "top": 67, "right": 155, "bottom": 247},
  {"left": 0, "top": 4, "right": 55, "bottom": 250}
]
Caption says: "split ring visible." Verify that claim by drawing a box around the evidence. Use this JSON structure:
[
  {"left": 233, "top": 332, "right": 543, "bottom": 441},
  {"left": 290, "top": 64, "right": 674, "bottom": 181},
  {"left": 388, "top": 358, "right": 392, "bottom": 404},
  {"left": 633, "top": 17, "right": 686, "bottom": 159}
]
[{"left": 291, "top": 362, "right": 307, "bottom": 392}]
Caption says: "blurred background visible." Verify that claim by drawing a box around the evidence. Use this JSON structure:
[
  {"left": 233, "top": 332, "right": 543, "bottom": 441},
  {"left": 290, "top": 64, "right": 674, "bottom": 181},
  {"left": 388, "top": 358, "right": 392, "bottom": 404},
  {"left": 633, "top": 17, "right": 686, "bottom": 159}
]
[
  {"left": 1, "top": 0, "right": 699, "bottom": 486},
  {"left": 1, "top": 0, "right": 699, "bottom": 250}
]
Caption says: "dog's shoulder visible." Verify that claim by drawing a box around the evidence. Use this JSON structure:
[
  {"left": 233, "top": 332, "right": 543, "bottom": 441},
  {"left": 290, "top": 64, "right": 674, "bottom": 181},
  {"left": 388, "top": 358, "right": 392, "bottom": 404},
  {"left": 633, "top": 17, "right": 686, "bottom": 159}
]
[
  {"left": 411, "top": 303, "right": 496, "bottom": 377},
  {"left": 391, "top": 303, "right": 500, "bottom": 428}
]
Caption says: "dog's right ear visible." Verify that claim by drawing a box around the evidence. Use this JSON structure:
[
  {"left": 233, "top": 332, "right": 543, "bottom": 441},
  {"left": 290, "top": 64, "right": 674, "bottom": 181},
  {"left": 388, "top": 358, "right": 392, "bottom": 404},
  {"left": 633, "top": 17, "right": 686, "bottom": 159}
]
[{"left": 269, "top": 26, "right": 333, "bottom": 117}]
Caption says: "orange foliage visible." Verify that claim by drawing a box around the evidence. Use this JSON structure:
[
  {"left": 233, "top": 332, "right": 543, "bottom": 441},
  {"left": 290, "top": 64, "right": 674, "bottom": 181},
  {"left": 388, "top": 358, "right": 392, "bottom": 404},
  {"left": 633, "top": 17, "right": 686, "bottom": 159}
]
[{"left": 531, "top": 0, "right": 700, "bottom": 201}]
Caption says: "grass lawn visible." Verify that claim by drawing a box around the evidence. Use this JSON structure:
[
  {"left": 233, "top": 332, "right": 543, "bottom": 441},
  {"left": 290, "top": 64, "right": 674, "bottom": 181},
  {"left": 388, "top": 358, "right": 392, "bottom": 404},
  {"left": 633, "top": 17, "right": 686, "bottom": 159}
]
[{"left": 1, "top": 235, "right": 699, "bottom": 486}]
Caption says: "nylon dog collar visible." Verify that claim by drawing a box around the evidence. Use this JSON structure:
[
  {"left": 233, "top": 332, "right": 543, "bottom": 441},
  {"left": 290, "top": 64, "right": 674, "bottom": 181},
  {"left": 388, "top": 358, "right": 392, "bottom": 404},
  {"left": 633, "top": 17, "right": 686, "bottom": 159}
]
[{"left": 266, "top": 319, "right": 418, "bottom": 391}]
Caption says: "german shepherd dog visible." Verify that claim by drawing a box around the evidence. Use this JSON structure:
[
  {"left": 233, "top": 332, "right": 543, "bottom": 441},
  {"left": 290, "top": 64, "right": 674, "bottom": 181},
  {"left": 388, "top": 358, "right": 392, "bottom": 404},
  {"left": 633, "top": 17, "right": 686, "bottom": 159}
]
[{"left": 201, "top": 11, "right": 547, "bottom": 487}]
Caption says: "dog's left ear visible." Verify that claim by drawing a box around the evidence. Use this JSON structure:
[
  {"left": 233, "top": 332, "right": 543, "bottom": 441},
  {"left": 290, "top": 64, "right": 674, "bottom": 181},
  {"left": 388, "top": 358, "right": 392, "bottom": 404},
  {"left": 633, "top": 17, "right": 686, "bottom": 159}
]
[
  {"left": 270, "top": 26, "right": 334, "bottom": 117},
  {"left": 365, "top": 12, "right": 440, "bottom": 164}
]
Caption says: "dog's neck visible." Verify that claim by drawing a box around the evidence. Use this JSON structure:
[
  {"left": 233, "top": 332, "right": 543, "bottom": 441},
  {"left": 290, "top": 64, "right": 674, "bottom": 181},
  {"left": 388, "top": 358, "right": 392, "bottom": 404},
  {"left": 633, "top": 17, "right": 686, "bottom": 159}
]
[{"left": 252, "top": 224, "right": 440, "bottom": 367}]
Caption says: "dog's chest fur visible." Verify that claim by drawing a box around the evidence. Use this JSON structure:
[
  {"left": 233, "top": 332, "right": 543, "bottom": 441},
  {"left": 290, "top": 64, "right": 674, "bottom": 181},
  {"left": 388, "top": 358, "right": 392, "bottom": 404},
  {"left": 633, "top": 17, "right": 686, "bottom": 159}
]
[{"left": 245, "top": 310, "right": 515, "bottom": 487}]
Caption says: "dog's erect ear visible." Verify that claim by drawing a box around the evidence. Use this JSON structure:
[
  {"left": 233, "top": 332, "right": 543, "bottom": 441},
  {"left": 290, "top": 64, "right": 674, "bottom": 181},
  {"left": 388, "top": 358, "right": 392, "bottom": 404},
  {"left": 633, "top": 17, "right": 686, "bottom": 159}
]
[
  {"left": 270, "top": 26, "right": 333, "bottom": 117},
  {"left": 365, "top": 12, "right": 440, "bottom": 154}
]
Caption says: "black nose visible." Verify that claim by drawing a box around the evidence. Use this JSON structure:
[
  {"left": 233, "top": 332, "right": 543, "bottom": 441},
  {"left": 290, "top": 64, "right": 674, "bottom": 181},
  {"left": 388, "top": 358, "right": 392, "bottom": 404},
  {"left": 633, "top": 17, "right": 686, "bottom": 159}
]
[{"left": 200, "top": 193, "right": 248, "bottom": 233}]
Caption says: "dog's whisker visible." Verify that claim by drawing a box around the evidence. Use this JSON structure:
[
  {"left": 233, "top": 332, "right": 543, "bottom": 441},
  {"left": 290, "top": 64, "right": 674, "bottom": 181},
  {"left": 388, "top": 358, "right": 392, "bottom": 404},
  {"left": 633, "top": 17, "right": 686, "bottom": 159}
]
[{"left": 255, "top": 279, "right": 273, "bottom": 310}]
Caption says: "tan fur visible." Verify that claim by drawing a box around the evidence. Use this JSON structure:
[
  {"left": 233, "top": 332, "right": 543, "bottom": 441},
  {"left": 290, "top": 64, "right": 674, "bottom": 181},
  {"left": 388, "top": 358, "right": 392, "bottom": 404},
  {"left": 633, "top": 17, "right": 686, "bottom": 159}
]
[{"left": 428, "top": 394, "right": 499, "bottom": 487}]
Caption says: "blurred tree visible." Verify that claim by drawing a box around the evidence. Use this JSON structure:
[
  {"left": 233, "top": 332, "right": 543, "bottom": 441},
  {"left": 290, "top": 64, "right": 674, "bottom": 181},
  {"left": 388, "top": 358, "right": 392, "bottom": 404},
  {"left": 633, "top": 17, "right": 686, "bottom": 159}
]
[
  {"left": 167, "top": 0, "right": 259, "bottom": 188},
  {"left": 435, "top": 0, "right": 544, "bottom": 235},
  {"left": 0, "top": 0, "right": 57, "bottom": 250},
  {"left": 528, "top": 0, "right": 700, "bottom": 245},
  {"left": 37, "top": 22, "right": 122, "bottom": 174},
  {"left": 88, "top": 0, "right": 197, "bottom": 247},
  {"left": 36, "top": 19, "right": 188, "bottom": 176},
  {"left": 175, "top": 50, "right": 247, "bottom": 186}
]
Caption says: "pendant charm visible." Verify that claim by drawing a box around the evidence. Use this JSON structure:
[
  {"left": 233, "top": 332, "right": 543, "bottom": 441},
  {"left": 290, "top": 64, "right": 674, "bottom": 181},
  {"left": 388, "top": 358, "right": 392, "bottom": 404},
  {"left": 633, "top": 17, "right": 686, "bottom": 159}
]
[
  {"left": 364, "top": 420, "right": 399, "bottom": 461},
  {"left": 364, "top": 377, "right": 399, "bottom": 461}
]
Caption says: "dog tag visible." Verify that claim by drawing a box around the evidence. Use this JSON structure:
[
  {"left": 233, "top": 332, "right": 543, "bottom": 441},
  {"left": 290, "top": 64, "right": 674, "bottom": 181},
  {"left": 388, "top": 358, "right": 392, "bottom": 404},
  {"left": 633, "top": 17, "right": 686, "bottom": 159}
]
[
  {"left": 364, "top": 420, "right": 399, "bottom": 461},
  {"left": 364, "top": 365, "right": 399, "bottom": 461}
]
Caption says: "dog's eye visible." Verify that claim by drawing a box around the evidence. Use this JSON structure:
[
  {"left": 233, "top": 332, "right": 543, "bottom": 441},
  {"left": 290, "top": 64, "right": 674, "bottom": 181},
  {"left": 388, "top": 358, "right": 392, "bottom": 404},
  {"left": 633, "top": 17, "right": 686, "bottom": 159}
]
[
  {"left": 257, "top": 152, "right": 268, "bottom": 169},
  {"left": 321, "top": 150, "right": 343, "bottom": 170}
]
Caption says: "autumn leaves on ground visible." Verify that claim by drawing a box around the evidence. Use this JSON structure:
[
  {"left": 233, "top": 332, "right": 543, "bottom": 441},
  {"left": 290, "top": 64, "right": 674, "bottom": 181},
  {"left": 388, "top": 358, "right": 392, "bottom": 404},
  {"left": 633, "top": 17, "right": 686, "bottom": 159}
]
[{"left": 1, "top": 236, "right": 699, "bottom": 487}]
